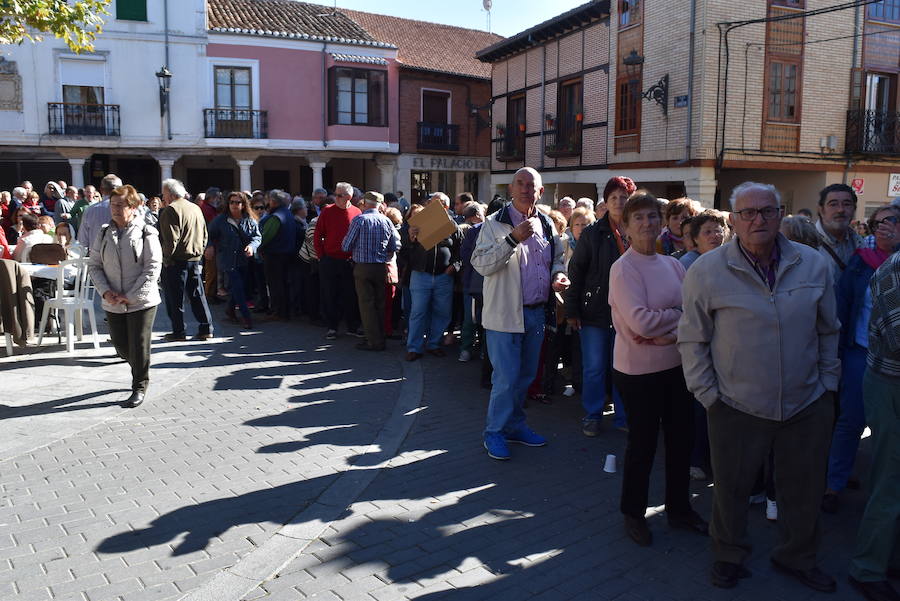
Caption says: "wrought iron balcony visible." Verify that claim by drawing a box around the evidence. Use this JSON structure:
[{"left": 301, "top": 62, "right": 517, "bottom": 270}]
[
  {"left": 495, "top": 126, "right": 525, "bottom": 162},
  {"left": 417, "top": 122, "right": 460, "bottom": 152},
  {"left": 48, "top": 103, "right": 120, "bottom": 136},
  {"left": 204, "top": 108, "right": 268, "bottom": 139},
  {"left": 544, "top": 117, "right": 583, "bottom": 158},
  {"left": 846, "top": 109, "right": 900, "bottom": 155}
]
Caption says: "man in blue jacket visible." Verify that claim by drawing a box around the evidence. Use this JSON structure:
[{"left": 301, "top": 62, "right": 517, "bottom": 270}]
[{"left": 258, "top": 189, "right": 297, "bottom": 322}]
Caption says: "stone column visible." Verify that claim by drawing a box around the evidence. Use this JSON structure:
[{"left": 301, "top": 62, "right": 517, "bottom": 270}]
[
  {"left": 395, "top": 167, "right": 412, "bottom": 196},
  {"left": 684, "top": 167, "right": 719, "bottom": 209},
  {"left": 377, "top": 161, "right": 396, "bottom": 194},
  {"left": 67, "top": 158, "right": 86, "bottom": 189},
  {"left": 477, "top": 171, "right": 491, "bottom": 204},
  {"left": 540, "top": 183, "right": 557, "bottom": 207},
  {"left": 310, "top": 161, "right": 327, "bottom": 192},
  {"left": 158, "top": 159, "right": 175, "bottom": 183},
  {"left": 237, "top": 160, "right": 254, "bottom": 192}
]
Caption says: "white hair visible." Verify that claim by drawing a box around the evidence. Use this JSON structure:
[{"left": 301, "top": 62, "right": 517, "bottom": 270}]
[
  {"left": 268, "top": 189, "right": 291, "bottom": 206},
  {"left": 575, "top": 197, "right": 594, "bottom": 209},
  {"left": 335, "top": 182, "right": 353, "bottom": 196},
  {"left": 429, "top": 192, "right": 450, "bottom": 207},
  {"left": 558, "top": 197, "right": 576, "bottom": 208},
  {"left": 12, "top": 186, "right": 25, "bottom": 199},
  {"left": 162, "top": 178, "right": 187, "bottom": 199},
  {"left": 729, "top": 181, "right": 781, "bottom": 209}
]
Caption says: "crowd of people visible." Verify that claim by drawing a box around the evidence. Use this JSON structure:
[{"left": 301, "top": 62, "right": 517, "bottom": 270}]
[{"left": 2, "top": 167, "right": 899, "bottom": 601}]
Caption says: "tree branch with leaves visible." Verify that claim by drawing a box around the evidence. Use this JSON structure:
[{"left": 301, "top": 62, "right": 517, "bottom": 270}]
[{"left": 0, "top": 0, "right": 111, "bottom": 53}]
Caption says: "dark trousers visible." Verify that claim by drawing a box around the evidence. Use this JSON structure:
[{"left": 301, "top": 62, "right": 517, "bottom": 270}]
[
  {"left": 289, "top": 256, "right": 304, "bottom": 318},
  {"left": 162, "top": 261, "right": 212, "bottom": 336},
  {"left": 297, "top": 259, "right": 320, "bottom": 320},
  {"left": 354, "top": 262, "right": 387, "bottom": 347},
  {"left": 250, "top": 259, "right": 268, "bottom": 311},
  {"left": 107, "top": 306, "right": 157, "bottom": 392},
  {"left": 707, "top": 394, "right": 833, "bottom": 568},
  {"left": 263, "top": 252, "right": 292, "bottom": 320},
  {"left": 320, "top": 255, "right": 360, "bottom": 332},
  {"left": 614, "top": 366, "right": 694, "bottom": 519}
]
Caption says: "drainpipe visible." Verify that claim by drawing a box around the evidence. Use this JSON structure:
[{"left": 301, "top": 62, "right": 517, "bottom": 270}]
[
  {"left": 322, "top": 43, "right": 328, "bottom": 148},
  {"left": 684, "top": 0, "right": 697, "bottom": 164},
  {"left": 164, "top": 0, "right": 172, "bottom": 140},
  {"left": 844, "top": 3, "right": 861, "bottom": 185}
]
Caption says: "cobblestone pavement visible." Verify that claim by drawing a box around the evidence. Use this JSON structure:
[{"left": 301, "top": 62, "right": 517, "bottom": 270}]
[
  {"left": 241, "top": 346, "right": 875, "bottom": 601},
  {"left": 1, "top": 304, "right": 878, "bottom": 601},
  {"left": 0, "top": 303, "right": 404, "bottom": 601}
]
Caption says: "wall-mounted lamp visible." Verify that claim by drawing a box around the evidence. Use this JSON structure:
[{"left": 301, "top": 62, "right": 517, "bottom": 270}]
[
  {"left": 156, "top": 66, "right": 172, "bottom": 140},
  {"left": 642, "top": 74, "right": 669, "bottom": 116},
  {"left": 467, "top": 98, "right": 492, "bottom": 134}
]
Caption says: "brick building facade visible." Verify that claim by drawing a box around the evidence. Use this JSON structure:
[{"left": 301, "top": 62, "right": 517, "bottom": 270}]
[{"left": 478, "top": 0, "right": 900, "bottom": 213}]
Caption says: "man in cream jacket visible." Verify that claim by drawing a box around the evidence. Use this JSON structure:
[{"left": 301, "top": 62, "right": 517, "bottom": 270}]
[
  {"left": 472, "top": 167, "right": 569, "bottom": 461},
  {"left": 678, "top": 182, "right": 840, "bottom": 593}
]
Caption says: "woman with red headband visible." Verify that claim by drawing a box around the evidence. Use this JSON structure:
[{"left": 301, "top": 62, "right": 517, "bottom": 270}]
[{"left": 564, "top": 175, "right": 636, "bottom": 437}]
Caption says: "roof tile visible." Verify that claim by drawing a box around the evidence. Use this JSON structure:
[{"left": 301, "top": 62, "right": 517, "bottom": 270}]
[{"left": 340, "top": 9, "right": 504, "bottom": 79}]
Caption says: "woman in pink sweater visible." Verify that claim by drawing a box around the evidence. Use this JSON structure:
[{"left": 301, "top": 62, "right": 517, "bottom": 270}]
[{"left": 608, "top": 192, "right": 708, "bottom": 547}]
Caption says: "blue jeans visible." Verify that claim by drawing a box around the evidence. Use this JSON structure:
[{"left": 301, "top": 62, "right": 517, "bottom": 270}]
[
  {"left": 827, "top": 344, "right": 867, "bottom": 492},
  {"left": 227, "top": 266, "right": 250, "bottom": 320},
  {"left": 484, "top": 306, "right": 545, "bottom": 435},
  {"left": 580, "top": 324, "right": 625, "bottom": 426},
  {"left": 406, "top": 271, "right": 453, "bottom": 353}
]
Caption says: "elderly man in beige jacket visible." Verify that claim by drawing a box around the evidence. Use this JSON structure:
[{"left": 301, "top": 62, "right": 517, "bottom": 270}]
[
  {"left": 678, "top": 181, "right": 840, "bottom": 593},
  {"left": 472, "top": 167, "right": 569, "bottom": 461}
]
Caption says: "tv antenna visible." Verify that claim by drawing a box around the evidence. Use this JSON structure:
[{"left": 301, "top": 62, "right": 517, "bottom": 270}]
[
  {"left": 316, "top": 0, "right": 338, "bottom": 17},
  {"left": 483, "top": 0, "right": 492, "bottom": 32}
]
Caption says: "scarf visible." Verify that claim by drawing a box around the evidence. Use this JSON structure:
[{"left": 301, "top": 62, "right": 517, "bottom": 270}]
[{"left": 857, "top": 247, "right": 890, "bottom": 271}]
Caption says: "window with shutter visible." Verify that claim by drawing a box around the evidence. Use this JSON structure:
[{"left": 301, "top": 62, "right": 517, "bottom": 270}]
[{"left": 117, "top": 0, "right": 147, "bottom": 21}]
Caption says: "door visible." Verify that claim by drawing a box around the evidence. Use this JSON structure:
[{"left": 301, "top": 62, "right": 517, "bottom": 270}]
[
  {"left": 62, "top": 85, "right": 106, "bottom": 135},
  {"left": 214, "top": 67, "right": 253, "bottom": 137},
  {"left": 421, "top": 91, "right": 450, "bottom": 148},
  {"left": 866, "top": 73, "right": 896, "bottom": 151}
]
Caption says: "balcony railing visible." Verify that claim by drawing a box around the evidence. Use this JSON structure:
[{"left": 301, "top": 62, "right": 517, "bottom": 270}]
[
  {"left": 846, "top": 109, "right": 900, "bottom": 155},
  {"left": 48, "top": 103, "right": 120, "bottom": 136},
  {"left": 495, "top": 127, "right": 525, "bottom": 162},
  {"left": 204, "top": 108, "right": 268, "bottom": 139},
  {"left": 544, "top": 118, "right": 583, "bottom": 158},
  {"left": 417, "top": 122, "right": 459, "bottom": 152}
]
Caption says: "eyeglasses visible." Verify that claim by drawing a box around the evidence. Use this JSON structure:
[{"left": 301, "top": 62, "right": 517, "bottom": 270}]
[
  {"left": 733, "top": 206, "right": 782, "bottom": 221},
  {"left": 874, "top": 216, "right": 899, "bottom": 227},
  {"left": 253, "top": 205, "right": 265, "bottom": 211}
]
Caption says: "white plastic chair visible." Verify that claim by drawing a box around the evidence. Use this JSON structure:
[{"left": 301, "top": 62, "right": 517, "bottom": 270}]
[{"left": 36, "top": 258, "right": 100, "bottom": 354}]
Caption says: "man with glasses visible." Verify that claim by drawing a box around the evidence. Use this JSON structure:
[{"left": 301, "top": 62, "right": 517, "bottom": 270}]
[
  {"left": 314, "top": 181, "right": 363, "bottom": 340},
  {"left": 816, "top": 183, "right": 864, "bottom": 283},
  {"left": 679, "top": 182, "right": 840, "bottom": 592}
]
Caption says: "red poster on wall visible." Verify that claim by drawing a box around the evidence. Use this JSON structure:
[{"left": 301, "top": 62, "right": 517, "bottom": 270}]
[{"left": 851, "top": 178, "right": 865, "bottom": 195}]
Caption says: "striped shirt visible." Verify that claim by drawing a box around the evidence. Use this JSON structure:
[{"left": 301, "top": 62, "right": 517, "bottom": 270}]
[
  {"left": 868, "top": 252, "right": 900, "bottom": 378},
  {"left": 341, "top": 209, "right": 400, "bottom": 264}
]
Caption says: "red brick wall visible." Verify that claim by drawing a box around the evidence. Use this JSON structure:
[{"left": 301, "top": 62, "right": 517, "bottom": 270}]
[{"left": 398, "top": 71, "right": 492, "bottom": 157}]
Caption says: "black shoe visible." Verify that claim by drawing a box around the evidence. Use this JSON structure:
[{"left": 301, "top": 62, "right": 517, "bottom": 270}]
[
  {"left": 163, "top": 332, "right": 187, "bottom": 342},
  {"left": 121, "top": 389, "right": 145, "bottom": 408},
  {"left": 849, "top": 577, "right": 900, "bottom": 601},
  {"left": 822, "top": 492, "right": 839, "bottom": 514},
  {"left": 624, "top": 515, "right": 652, "bottom": 547},
  {"left": 193, "top": 332, "right": 213, "bottom": 341},
  {"left": 355, "top": 341, "right": 385, "bottom": 351},
  {"left": 846, "top": 476, "right": 861, "bottom": 490},
  {"left": 668, "top": 510, "right": 709, "bottom": 536},
  {"left": 770, "top": 558, "right": 836, "bottom": 593},
  {"left": 711, "top": 561, "right": 751, "bottom": 589}
]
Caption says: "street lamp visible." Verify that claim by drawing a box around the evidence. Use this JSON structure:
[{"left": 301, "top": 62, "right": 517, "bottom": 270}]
[
  {"left": 156, "top": 66, "right": 173, "bottom": 140},
  {"left": 155, "top": 67, "right": 172, "bottom": 118}
]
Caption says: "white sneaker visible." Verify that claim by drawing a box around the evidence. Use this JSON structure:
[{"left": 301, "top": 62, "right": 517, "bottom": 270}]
[
  {"left": 766, "top": 499, "right": 777, "bottom": 521},
  {"left": 690, "top": 466, "right": 707, "bottom": 481},
  {"left": 562, "top": 385, "right": 575, "bottom": 397},
  {"left": 458, "top": 350, "right": 471, "bottom": 362}
]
